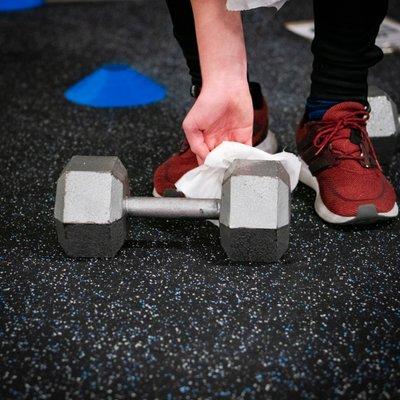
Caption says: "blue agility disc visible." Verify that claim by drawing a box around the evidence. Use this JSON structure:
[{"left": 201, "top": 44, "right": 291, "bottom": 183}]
[{"left": 65, "top": 63, "right": 166, "bottom": 108}]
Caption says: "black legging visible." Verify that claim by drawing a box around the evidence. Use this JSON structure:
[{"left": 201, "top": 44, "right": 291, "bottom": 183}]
[
  {"left": 165, "top": 0, "right": 201, "bottom": 86},
  {"left": 165, "top": 0, "right": 388, "bottom": 101}
]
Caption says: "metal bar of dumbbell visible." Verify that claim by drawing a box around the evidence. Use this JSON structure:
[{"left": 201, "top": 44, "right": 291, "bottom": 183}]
[
  {"left": 123, "top": 197, "right": 220, "bottom": 219},
  {"left": 55, "top": 156, "right": 291, "bottom": 262}
]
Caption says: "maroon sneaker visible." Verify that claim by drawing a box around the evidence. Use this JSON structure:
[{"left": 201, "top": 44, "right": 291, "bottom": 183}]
[
  {"left": 153, "top": 82, "right": 278, "bottom": 197},
  {"left": 297, "top": 101, "right": 398, "bottom": 224}
]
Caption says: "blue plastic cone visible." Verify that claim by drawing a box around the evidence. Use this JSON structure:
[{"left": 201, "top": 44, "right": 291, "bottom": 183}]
[
  {"left": 0, "top": 0, "right": 43, "bottom": 12},
  {"left": 64, "top": 63, "right": 166, "bottom": 108}
]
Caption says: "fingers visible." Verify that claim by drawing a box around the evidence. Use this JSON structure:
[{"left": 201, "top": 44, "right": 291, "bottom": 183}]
[
  {"left": 196, "top": 154, "right": 204, "bottom": 165},
  {"left": 204, "top": 134, "right": 217, "bottom": 151},
  {"left": 182, "top": 116, "right": 210, "bottom": 163}
]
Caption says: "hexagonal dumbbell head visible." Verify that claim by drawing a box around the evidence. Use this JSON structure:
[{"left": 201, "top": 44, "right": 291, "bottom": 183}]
[
  {"left": 219, "top": 159, "right": 291, "bottom": 263},
  {"left": 54, "top": 156, "right": 130, "bottom": 258},
  {"left": 367, "top": 86, "right": 400, "bottom": 166}
]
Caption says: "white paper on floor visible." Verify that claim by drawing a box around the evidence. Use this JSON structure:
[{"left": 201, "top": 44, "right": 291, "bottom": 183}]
[
  {"left": 176, "top": 141, "right": 301, "bottom": 200},
  {"left": 285, "top": 17, "right": 400, "bottom": 54}
]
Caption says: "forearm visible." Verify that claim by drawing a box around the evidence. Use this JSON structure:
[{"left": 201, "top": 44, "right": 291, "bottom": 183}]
[{"left": 190, "top": 0, "right": 247, "bottom": 88}]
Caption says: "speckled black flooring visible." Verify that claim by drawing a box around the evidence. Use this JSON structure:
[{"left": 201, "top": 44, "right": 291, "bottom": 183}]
[{"left": 1, "top": 1, "right": 400, "bottom": 399}]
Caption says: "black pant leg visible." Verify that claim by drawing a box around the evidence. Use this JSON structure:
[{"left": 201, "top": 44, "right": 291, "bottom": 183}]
[
  {"left": 311, "top": 0, "right": 388, "bottom": 101},
  {"left": 165, "top": 0, "right": 202, "bottom": 86}
]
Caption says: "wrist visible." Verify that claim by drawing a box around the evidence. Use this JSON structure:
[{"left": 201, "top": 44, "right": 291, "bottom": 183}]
[
  {"left": 201, "top": 57, "right": 248, "bottom": 88},
  {"left": 201, "top": 56, "right": 248, "bottom": 91},
  {"left": 201, "top": 74, "right": 249, "bottom": 94}
]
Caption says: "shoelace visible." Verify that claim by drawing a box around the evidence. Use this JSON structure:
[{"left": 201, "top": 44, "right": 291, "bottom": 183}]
[{"left": 312, "top": 109, "right": 381, "bottom": 170}]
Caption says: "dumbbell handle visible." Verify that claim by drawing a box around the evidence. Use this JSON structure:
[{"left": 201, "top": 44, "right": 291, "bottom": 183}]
[{"left": 124, "top": 197, "right": 221, "bottom": 219}]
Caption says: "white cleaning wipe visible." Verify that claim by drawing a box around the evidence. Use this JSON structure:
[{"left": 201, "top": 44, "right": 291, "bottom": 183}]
[
  {"left": 176, "top": 141, "right": 301, "bottom": 200},
  {"left": 226, "top": 0, "right": 288, "bottom": 11}
]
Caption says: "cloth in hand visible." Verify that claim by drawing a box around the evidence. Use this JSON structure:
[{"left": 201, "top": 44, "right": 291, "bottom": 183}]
[
  {"left": 176, "top": 141, "right": 301, "bottom": 200},
  {"left": 226, "top": 0, "right": 288, "bottom": 11}
]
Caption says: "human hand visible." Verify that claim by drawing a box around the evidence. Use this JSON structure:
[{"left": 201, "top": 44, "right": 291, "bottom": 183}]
[{"left": 182, "top": 81, "right": 253, "bottom": 164}]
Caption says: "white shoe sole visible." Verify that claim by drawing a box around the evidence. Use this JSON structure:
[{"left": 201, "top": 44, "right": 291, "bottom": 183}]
[
  {"left": 153, "top": 188, "right": 162, "bottom": 198},
  {"left": 299, "top": 158, "right": 398, "bottom": 224},
  {"left": 152, "top": 130, "right": 278, "bottom": 198}
]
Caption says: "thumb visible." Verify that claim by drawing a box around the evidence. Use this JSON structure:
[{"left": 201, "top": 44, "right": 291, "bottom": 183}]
[
  {"left": 244, "top": 137, "right": 253, "bottom": 147},
  {"left": 238, "top": 128, "right": 253, "bottom": 147}
]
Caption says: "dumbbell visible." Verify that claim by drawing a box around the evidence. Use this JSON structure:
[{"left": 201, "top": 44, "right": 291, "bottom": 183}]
[
  {"left": 367, "top": 86, "right": 400, "bottom": 167},
  {"left": 54, "top": 156, "right": 291, "bottom": 262}
]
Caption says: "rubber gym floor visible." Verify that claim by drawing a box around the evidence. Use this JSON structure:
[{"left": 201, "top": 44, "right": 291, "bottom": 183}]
[{"left": 1, "top": 0, "right": 399, "bottom": 399}]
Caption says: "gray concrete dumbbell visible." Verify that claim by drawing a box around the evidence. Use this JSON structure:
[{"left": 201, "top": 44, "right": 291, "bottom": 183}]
[
  {"left": 367, "top": 86, "right": 400, "bottom": 166},
  {"left": 54, "top": 156, "right": 291, "bottom": 262}
]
